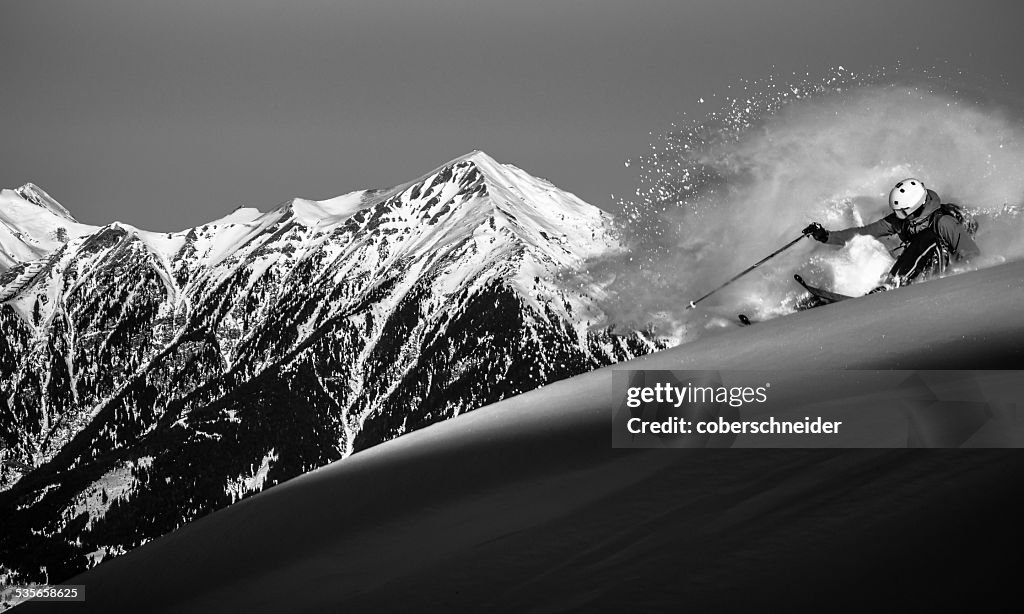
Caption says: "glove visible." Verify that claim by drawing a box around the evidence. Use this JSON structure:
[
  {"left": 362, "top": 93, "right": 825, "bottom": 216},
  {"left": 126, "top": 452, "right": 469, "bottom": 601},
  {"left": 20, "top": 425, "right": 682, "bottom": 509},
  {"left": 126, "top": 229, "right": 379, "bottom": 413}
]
[
  {"left": 869, "top": 274, "right": 899, "bottom": 294},
  {"left": 802, "top": 222, "right": 829, "bottom": 243}
]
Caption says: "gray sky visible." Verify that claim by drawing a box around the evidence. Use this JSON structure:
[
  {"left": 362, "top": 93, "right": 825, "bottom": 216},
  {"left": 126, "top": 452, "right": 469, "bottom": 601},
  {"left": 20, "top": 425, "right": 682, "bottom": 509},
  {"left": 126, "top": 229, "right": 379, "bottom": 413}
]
[{"left": 2, "top": 0, "right": 1024, "bottom": 231}]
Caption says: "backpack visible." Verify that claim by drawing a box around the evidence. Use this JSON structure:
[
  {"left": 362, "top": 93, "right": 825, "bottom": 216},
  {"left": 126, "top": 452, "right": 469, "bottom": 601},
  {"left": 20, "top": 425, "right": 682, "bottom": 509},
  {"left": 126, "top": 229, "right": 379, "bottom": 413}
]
[{"left": 933, "top": 202, "right": 979, "bottom": 237}]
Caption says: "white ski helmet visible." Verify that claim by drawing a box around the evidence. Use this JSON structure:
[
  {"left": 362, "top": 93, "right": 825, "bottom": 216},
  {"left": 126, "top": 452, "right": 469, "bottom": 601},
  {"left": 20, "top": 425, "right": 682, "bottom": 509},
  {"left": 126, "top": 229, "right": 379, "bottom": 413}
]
[{"left": 889, "top": 178, "right": 928, "bottom": 218}]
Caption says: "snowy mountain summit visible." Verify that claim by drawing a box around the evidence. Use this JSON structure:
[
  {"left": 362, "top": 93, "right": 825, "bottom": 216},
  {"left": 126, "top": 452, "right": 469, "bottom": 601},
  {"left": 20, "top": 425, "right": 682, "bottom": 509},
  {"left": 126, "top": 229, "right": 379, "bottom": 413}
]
[{"left": 0, "top": 151, "right": 662, "bottom": 585}]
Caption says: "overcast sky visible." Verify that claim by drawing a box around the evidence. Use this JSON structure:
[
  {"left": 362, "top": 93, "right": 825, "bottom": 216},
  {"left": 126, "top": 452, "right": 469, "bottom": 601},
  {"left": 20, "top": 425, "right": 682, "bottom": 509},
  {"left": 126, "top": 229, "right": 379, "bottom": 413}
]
[{"left": 2, "top": 0, "right": 1024, "bottom": 231}]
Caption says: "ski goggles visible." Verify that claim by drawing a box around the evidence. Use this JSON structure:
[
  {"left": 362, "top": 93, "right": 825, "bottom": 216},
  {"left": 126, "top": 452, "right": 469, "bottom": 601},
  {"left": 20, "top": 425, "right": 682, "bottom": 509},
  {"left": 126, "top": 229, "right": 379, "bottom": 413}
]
[{"left": 894, "top": 203, "right": 926, "bottom": 220}]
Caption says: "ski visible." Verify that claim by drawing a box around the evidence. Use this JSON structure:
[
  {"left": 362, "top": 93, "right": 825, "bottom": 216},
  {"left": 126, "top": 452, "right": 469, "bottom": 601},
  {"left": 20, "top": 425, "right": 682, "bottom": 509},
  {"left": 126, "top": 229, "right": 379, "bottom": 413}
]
[{"left": 794, "top": 274, "right": 852, "bottom": 306}]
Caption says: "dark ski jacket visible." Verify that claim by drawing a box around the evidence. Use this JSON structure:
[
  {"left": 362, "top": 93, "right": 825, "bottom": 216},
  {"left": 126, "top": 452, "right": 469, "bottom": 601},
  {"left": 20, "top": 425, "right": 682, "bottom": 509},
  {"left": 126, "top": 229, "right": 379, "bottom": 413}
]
[{"left": 825, "top": 189, "right": 980, "bottom": 263}]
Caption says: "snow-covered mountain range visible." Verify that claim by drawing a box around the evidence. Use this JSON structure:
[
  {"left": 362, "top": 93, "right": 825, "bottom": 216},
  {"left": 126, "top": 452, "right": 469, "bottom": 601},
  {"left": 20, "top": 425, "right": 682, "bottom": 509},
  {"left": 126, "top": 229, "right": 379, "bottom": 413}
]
[{"left": 0, "top": 151, "right": 663, "bottom": 585}]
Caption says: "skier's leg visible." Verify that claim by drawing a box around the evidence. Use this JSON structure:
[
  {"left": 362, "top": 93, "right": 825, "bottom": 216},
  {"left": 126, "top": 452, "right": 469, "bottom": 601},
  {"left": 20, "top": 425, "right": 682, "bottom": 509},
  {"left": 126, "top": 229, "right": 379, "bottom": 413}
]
[{"left": 888, "top": 230, "right": 941, "bottom": 286}]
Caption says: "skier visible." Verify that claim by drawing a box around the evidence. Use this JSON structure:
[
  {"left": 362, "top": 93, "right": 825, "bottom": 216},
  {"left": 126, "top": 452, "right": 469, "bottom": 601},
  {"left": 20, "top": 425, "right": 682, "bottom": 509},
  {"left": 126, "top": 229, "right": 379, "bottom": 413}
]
[{"left": 803, "top": 179, "right": 980, "bottom": 289}]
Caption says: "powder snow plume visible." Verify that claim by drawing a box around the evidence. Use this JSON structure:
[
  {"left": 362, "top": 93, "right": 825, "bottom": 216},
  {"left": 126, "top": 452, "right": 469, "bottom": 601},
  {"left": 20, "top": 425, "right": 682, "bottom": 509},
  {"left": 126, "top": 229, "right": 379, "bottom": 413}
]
[{"left": 587, "top": 67, "right": 1024, "bottom": 344}]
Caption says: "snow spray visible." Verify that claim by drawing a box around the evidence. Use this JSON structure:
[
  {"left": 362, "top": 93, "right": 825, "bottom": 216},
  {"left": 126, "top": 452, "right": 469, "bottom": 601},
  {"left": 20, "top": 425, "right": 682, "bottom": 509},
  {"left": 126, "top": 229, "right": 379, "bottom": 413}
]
[{"left": 587, "top": 67, "right": 1024, "bottom": 344}]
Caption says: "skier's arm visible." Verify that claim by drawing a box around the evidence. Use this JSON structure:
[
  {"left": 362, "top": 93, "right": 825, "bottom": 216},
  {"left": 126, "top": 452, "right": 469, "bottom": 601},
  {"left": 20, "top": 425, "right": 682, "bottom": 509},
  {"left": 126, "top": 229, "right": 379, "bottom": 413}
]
[
  {"left": 824, "top": 215, "right": 898, "bottom": 246},
  {"left": 935, "top": 215, "right": 981, "bottom": 262}
]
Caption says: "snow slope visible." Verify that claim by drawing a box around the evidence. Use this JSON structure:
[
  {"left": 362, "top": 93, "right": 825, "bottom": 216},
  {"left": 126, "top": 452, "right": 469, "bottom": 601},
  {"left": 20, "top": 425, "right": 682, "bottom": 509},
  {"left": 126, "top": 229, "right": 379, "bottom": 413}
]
[{"left": 17, "top": 260, "right": 1024, "bottom": 612}]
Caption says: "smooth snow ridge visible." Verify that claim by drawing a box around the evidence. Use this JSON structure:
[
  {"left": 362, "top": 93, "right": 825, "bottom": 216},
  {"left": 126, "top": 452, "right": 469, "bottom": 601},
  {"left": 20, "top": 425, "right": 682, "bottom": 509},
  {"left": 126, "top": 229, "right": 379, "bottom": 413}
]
[
  {"left": 0, "top": 187, "right": 96, "bottom": 273},
  {"left": 290, "top": 191, "right": 369, "bottom": 227}
]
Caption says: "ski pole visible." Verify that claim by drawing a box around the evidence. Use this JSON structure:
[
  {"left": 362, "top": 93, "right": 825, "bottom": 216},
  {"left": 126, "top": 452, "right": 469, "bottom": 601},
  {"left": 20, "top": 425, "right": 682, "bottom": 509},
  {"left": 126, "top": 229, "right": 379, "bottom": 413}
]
[{"left": 685, "top": 232, "right": 811, "bottom": 309}]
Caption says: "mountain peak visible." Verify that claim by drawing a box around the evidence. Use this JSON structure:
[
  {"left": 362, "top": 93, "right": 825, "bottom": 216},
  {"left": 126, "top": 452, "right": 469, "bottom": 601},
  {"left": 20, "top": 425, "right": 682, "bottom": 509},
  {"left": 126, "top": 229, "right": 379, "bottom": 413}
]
[
  {"left": 458, "top": 149, "right": 498, "bottom": 165},
  {"left": 13, "top": 182, "right": 77, "bottom": 222},
  {"left": 417, "top": 150, "right": 525, "bottom": 188}
]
